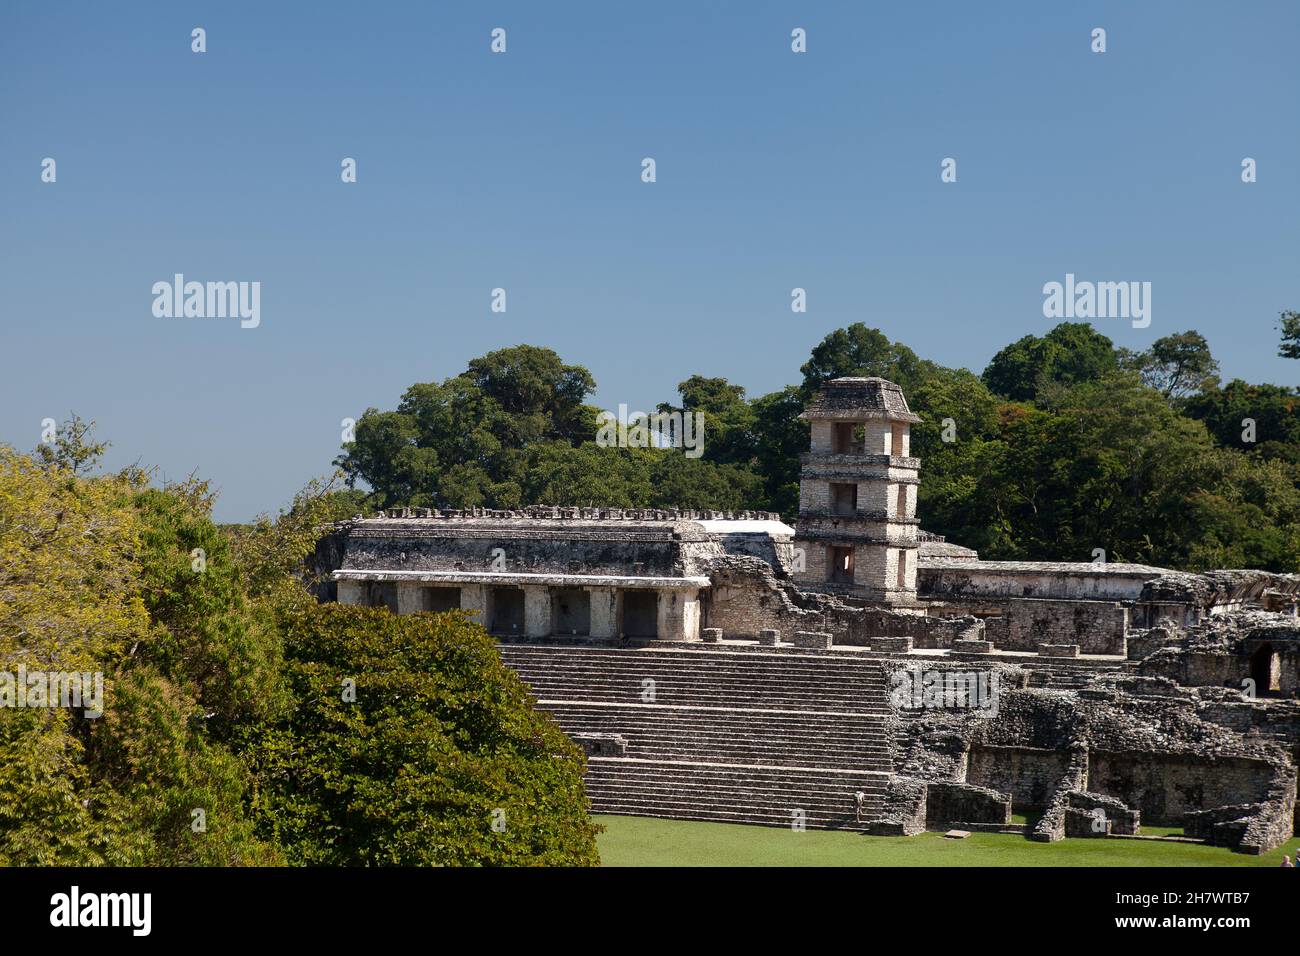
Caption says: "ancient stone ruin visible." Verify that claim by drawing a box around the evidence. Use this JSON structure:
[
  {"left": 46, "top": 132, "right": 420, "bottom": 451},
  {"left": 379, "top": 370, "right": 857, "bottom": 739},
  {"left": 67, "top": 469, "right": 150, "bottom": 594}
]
[{"left": 321, "top": 377, "right": 1300, "bottom": 853}]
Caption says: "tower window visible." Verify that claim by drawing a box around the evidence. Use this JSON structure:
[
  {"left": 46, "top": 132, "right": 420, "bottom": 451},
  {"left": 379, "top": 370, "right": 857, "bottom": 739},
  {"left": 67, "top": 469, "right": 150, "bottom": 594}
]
[
  {"left": 891, "top": 423, "right": 906, "bottom": 456},
  {"left": 832, "top": 422, "right": 865, "bottom": 454},
  {"left": 829, "top": 546, "right": 855, "bottom": 584},
  {"left": 831, "top": 483, "right": 857, "bottom": 516}
]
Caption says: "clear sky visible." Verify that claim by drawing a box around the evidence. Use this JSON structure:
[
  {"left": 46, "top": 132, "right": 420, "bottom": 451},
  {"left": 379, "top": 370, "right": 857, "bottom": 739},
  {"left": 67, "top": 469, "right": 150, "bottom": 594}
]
[{"left": 2, "top": 1, "right": 1297, "bottom": 522}]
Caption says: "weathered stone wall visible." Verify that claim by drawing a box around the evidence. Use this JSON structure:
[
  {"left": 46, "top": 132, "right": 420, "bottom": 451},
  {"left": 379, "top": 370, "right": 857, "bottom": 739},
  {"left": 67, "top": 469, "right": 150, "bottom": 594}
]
[
  {"left": 1182, "top": 765, "right": 1295, "bottom": 854},
  {"left": 1064, "top": 791, "right": 1140, "bottom": 836},
  {"left": 920, "top": 564, "right": 1160, "bottom": 602},
  {"left": 713, "top": 532, "right": 789, "bottom": 569},
  {"left": 838, "top": 610, "right": 983, "bottom": 649},
  {"left": 978, "top": 599, "right": 1128, "bottom": 656},
  {"left": 704, "top": 555, "right": 982, "bottom": 648},
  {"left": 871, "top": 775, "right": 927, "bottom": 836},
  {"left": 342, "top": 523, "right": 694, "bottom": 579},
  {"left": 925, "top": 781, "right": 1012, "bottom": 827},
  {"left": 704, "top": 557, "right": 826, "bottom": 639},
  {"left": 1029, "top": 748, "right": 1090, "bottom": 842},
  {"left": 1087, "top": 751, "right": 1276, "bottom": 826},
  {"left": 967, "top": 745, "right": 1073, "bottom": 809}
]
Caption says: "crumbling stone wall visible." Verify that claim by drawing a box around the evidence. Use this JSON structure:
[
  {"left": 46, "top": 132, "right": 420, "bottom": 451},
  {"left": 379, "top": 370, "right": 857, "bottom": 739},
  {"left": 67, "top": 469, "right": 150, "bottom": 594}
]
[
  {"left": 925, "top": 781, "right": 1012, "bottom": 828},
  {"left": 978, "top": 599, "right": 1128, "bottom": 655},
  {"left": 703, "top": 554, "right": 982, "bottom": 647},
  {"left": 968, "top": 745, "right": 1072, "bottom": 809},
  {"left": 704, "top": 557, "right": 826, "bottom": 638},
  {"left": 1183, "top": 762, "right": 1296, "bottom": 854},
  {"left": 1087, "top": 751, "right": 1275, "bottom": 826},
  {"left": 1062, "top": 791, "right": 1140, "bottom": 838},
  {"left": 871, "top": 776, "right": 928, "bottom": 836}
]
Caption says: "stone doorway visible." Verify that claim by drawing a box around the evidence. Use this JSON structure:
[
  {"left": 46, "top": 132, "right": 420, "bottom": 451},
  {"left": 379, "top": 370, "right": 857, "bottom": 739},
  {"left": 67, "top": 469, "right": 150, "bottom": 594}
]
[
  {"left": 421, "top": 586, "right": 461, "bottom": 612},
  {"left": 622, "top": 591, "right": 658, "bottom": 639},
  {"left": 1250, "top": 643, "right": 1281, "bottom": 695},
  {"left": 366, "top": 581, "right": 399, "bottom": 612},
  {"left": 552, "top": 588, "right": 591, "bottom": 637},
  {"left": 489, "top": 587, "right": 525, "bottom": 636}
]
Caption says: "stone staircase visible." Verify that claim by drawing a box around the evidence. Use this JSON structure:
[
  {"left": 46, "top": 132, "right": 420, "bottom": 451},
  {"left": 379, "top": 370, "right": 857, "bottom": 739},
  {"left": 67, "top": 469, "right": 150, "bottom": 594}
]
[
  {"left": 540, "top": 701, "right": 891, "bottom": 770},
  {"left": 1022, "top": 658, "right": 1132, "bottom": 690},
  {"left": 500, "top": 644, "right": 891, "bottom": 712},
  {"left": 499, "top": 644, "right": 893, "bottom": 830},
  {"left": 583, "top": 758, "right": 891, "bottom": 830}
]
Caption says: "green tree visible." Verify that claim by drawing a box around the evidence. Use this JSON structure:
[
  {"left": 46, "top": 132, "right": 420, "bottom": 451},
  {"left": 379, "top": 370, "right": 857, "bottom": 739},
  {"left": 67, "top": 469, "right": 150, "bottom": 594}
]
[
  {"left": 907, "top": 369, "right": 1007, "bottom": 554},
  {"left": 0, "top": 443, "right": 279, "bottom": 865},
  {"left": 656, "top": 375, "right": 756, "bottom": 466},
  {"left": 336, "top": 346, "right": 599, "bottom": 509},
  {"left": 1184, "top": 379, "right": 1300, "bottom": 463},
  {"left": 520, "top": 443, "right": 654, "bottom": 507},
  {"left": 981, "top": 323, "right": 1119, "bottom": 401},
  {"left": 749, "top": 386, "right": 810, "bottom": 520},
  {"left": 1277, "top": 310, "right": 1300, "bottom": 360},
  {"left": 1127, "top": 330, "right": 1220, "bottom": 400},
  {"left": 33, "top": 413, "right": 109, "bottom": 476},
  {"left": 249, "top": 603, "right": 600, "bottom": 866},
  {"left": 800, "top": 324, "right": 939, "bottom": 396}
]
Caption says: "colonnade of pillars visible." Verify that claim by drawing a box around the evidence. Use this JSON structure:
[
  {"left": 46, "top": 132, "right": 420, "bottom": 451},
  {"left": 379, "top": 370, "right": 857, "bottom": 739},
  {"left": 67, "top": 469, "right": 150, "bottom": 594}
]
[{"left": 336, "top": 579, "right": 702, "bottom": 641}]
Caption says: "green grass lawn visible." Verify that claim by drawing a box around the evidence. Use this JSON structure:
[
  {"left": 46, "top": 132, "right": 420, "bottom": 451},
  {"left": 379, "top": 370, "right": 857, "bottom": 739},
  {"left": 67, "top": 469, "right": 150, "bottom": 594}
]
[{"left": 594, "top": 814, "right": 1300, "bottom": 867}]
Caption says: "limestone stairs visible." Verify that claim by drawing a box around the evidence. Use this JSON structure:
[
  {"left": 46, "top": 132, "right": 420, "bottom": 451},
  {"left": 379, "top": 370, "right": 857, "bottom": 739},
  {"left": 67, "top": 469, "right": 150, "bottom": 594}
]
[
  {"left": 1021, "top": 658, "right": 1132, "bottom": 690},
  {"left": 499, "top": 644, "right": 893, "bottom": 831}
]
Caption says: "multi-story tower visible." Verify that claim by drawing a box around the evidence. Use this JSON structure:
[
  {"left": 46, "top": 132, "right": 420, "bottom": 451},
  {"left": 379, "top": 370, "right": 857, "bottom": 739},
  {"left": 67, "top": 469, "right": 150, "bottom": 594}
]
[{"left": 792, "top": 377, "right": 922, "bottom": 604}]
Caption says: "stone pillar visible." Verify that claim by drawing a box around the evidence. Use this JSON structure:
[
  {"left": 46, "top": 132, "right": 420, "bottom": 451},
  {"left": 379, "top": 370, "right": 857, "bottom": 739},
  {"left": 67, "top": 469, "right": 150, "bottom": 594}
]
[
  {"left": 657, "top": 588, "right": 701, "bottom": 641},
  {"left": 523, "top": 586, "right": 552, "bottom": 638},
  {"left": 396, "top": 582, "right": 424, "bottom": 615},
  {"left": 460, "top": 583, "right": 487, "bottom": 625},
  {"left": 337, "top": 580, "right": 364, "bottom": 605},
  {"left": 682, "top": 588, "right": 701, "bottom": 641},
  {"left": 588, "top": 587, "right": 618, "bottom": 639}
]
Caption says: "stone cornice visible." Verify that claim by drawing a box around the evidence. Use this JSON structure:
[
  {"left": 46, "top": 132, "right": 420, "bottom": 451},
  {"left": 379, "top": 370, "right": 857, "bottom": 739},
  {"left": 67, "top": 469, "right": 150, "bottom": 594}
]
[{"left": 333, "top": 569, "right": 709, "bottom": 589}]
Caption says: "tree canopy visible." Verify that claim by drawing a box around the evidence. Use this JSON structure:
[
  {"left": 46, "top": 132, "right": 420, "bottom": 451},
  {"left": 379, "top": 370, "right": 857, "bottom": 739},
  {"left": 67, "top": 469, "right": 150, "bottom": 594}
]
[
  {"left": 0, "top": 426, "right": 599, "bottom": 866},
  {"left": 333, "top": 316, "right": 1300, "bottom": 573}
]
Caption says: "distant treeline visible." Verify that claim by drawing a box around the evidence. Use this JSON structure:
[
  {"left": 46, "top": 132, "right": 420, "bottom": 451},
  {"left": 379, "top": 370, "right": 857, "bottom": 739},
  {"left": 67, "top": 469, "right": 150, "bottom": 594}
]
[{"left": 336, "top": 317, "right": 1300, "bottom": 573}]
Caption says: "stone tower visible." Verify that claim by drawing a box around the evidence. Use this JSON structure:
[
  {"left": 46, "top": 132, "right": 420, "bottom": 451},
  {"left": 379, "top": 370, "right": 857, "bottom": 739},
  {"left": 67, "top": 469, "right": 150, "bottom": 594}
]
[{"left": 792, "top": 377, "right": 922, "bottom": 604}]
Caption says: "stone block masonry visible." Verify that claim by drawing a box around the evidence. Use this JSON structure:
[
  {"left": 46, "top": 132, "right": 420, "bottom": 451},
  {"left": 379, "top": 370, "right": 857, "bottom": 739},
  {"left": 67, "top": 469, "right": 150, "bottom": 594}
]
[
  {"left": 792, "top": 378, "right": 923, "bottom": 605},
  {"left": 981, "top": 601, "right": 1127, "bottom": 656},
  {"left": 791, "top": 631, "right": 833, "bottom": 649},
  {"left": 1037, "top": 643, "right": 1080, "bottom": 658}
]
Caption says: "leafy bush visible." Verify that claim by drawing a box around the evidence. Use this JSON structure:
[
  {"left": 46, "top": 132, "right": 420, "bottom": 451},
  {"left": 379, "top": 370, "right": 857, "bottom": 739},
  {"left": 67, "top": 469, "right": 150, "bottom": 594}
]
[{"left": 248, "top": 603, "right": 600, "bottom": 866}]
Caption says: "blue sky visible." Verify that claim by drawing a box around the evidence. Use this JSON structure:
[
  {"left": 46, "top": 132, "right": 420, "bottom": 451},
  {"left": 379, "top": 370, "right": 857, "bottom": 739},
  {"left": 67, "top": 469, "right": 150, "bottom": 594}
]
[{"left": 2, "top": 1, "right": 1297, "bottom": 522}]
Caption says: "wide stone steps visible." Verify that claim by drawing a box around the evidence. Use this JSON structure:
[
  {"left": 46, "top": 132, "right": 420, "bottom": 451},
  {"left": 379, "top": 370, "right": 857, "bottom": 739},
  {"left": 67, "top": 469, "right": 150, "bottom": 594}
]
[
  {"left": 502, "top": 649, "right": 889, "bottom": 713},
  {"left": 541, "top": 702, "right": 891, "bottom": 771},
  {"left": 505, "top": 656, "right": 890, "bottom": 685},
  {"left": 498, "top": 643, "right": 895, "bottom": 829},
  {"left": 501, "top": 652, "right": 890, "bottom": 680},
  {"left": 500, "top": 646, "right": 889, "bottom": 681},
  {"left": 524, "top": 675, "right": 887, "bottom": 706},
  {"left": 584, "top": 758, "right": 889, "bottom": 830},
  {"left": 534, "top": 687, "right": 887, "bottom": 714}
]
